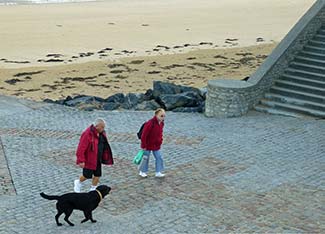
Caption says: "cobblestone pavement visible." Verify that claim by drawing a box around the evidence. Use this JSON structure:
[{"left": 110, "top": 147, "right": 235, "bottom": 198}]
[{"left": 0, "top": 96, "right": 324, "bottom": 233}]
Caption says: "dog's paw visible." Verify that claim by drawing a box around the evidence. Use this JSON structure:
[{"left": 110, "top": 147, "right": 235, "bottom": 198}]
[
  {"left": 57, "top": 223, "right": 63, "bottom": 226},
  {"left": 69, "top": 223, "right": 75, "bottom": 226},
  {"left": 91, "top": 220, "right": 97, "bottom": 223}
]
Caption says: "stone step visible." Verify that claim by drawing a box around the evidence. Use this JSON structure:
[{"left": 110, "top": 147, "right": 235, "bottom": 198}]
[
  {"left": 304, "top": 45, "right": 325, "bottom": 54},
  {"left": 270, "top": 86, "right": 325, "bottom": 104},
  {"left": 309, "top": 39, "right": 325, "bottom": 48},
  {"left": 290, "top": 62, "right": 325, "bottom": 74},
  {"left": 264, "top": 93, "right": 325, "bottom": 112},
  {"left": 299, "top": 50, "right": 325, "bottom": 61},
  {"left": 310, "top": 37, "right": 325, "bottom": 44},
  {"left": 285, "top": 68, "right": 325, "bottom": 81},
  {"left": 255, "top": 104, "right": 307, "bottom": 118},
  {"left": 274, "top": 80, "right": 325, "bottom": 96},
  {"left": 319, "top": 29, "right": 325, "bottom": 35},
  {"left": 295, "top": 56, "right": 325, "bottom": 67},
  {"left": 281, "top": 74, "right": 325, "bottom": 88},
  {"left": 314, "top": 34, "right": 325, "bottom": 41},
  {"left": 258, "top": 100, "right": 325, "bottom": 118}
]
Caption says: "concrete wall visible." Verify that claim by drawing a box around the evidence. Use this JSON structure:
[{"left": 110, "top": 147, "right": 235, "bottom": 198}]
[{"left": 205, "top": 0, "right": 325, "bottom": 118}]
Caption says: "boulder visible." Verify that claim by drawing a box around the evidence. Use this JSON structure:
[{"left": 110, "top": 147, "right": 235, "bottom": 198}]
[
  {"left": 55, "top": 99, "right": 66, "bottom": 105},
  {"left": 82, "top": 106, "right": 96, "bottom": 111},
  {"left": 199, "top": 87, "right": 208, "bottom": 100},
  {"left": 135, "top": 100, "right": 161, "bottom": 111},
  {"left": 64, "top": 96, "right": 99, "bottom": 107},
  {"left": 102, "top": 102, "right": 120, "bottom": 111},
  {"left": 41, "top": 81, "right": 207, "bottom": 114},
  {"left": 152, "top": 81, "right": 202, "bottom": 98},
  {"left": 136, "top": 93, "right": 145, "bottom": 103},
  {"left": 105, "top": 93, "right": 125, "bottom": 103},
  {"left": 181, "top": 86, "right": 203, "bottom": 97},
  {"left": 143, "top": 89, "right": 154, "bottom": 101},
  {"left": 64, "top": 95, "right": 73, "bottom": 103},
  {"left": 93, "top": 96, "right": 106, "bottom": 103},
  {"left": 121, "top": 93, "right": 143, "bottom": 109},
  {"left": 173, "top": 101, "right": 205, "bottom": 113},
  {"left": 157, "top": 91, "right": 203, "bottom": 110},
  {"left": 43, "top": 98, "right": 56, "bottom": 103}
]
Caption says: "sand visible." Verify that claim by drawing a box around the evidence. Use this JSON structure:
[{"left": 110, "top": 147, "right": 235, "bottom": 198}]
[
  {"left": 0, "top": 0, "right": 316, "bottom": 101},
  {"left": 0, "top": 43, "right": 277, "bottom": 101}
]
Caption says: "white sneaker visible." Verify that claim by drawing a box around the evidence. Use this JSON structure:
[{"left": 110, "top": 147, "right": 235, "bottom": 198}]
[
  {"left": 74, "top": 179, "right": 82, "bottom": 193},
  {"left": 139, "top": 171, "right": 148, "bottom": 178},
  {"left": 155, "top": 172, "right": 165, "bottom": 178},
  {"left": 89, "top": 185, "right": 97, "bottom": 191}
]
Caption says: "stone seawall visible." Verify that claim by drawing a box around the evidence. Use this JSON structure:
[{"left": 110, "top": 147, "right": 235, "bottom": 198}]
[{"left": 206, "top": 0, "right": 325, "bottom": 118}]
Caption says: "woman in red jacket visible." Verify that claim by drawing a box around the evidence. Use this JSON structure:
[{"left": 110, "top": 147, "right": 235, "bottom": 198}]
[
  {"left": 74, "top": 118, "right": 114, "bottom": 192},
  {"left": 139, "top": 108, "right": 166, "bottom": 178}
]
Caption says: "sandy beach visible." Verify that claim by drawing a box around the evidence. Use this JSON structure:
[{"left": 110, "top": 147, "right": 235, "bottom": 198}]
[{"left": 0, "top": 0, "right": 316, "bottom": 101}]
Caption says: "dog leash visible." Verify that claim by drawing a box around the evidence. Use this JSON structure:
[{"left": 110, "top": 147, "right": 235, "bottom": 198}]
[{"left": 96, "top": 189, "right": 103, "bottom": 202}]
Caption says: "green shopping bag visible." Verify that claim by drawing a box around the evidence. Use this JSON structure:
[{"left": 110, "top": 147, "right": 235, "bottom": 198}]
[{"left": 133, "top": 150, "right": 144, "bottom": 165}]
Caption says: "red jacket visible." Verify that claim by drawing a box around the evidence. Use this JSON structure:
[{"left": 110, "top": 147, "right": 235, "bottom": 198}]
[
  {"left": 141, "top": 116, "right": 164, "bottom": 151},
  {"left": 76, "top": 125, "right": 114, "bottom": 170}
]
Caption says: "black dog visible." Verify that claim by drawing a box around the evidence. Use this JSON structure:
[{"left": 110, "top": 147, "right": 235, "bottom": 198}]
[{"left": 40, "top": 185, "right": 111, "bottom": 226}]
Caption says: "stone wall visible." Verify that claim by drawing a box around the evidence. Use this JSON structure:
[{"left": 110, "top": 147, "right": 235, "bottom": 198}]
[{"left": 205, "top": 0, "right": 325, "bottom": 118}]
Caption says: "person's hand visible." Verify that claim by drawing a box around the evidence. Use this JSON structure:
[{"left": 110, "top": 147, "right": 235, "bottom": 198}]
[{"left": 79, "top": 162, "right": 85, "bottom": 168}]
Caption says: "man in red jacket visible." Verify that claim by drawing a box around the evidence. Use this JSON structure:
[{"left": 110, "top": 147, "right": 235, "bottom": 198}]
[
  {"left": 74, "top": 118, "right": 114, "bottom": 192},
  {"left": 139, "top": 108, "right": 166, "bottom": 178}
]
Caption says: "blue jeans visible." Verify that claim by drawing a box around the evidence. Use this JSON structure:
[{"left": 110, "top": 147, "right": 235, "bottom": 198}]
[{"left": 139, "top": 150, "right": 164, "bottom": 173}]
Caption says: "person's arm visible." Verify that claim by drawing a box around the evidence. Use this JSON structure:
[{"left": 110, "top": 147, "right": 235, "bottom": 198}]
[
  {"left": 76, "top": 131, "right": 89, "bottom": 166},
  {"left": 141, "top": 120, "right": 152, "bottom": 150},
  {"left": 159, "top": 122, "right": 164, "bottom": 145}
]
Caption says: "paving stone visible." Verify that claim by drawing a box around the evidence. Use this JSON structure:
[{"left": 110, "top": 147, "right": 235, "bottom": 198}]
[{"left": 0, "top": 96, "right": 324, "bottom": 233}]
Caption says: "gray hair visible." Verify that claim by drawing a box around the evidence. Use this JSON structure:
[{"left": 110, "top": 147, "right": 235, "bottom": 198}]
[{"left": 93, "top": 118, "right": 106, "bottom": 126}]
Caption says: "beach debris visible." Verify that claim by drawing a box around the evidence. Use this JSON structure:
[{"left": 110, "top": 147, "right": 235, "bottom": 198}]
[
  {"left": 156, "top": 45, "right": 170, "bottom": 50},
  {"left": 214, "top": 55, "right": 228, "bottom": 59},
  {"left": 4, "top": 60, "right": 30, "bottom": 64},
  {"left": 256, "top": 37, "right": 265, "bottom": 42},
  {"left": 147, "top": 71, "right": 161, "bottom": 74},
  {"left": 42, "top": 59, "right": 64, "bottom": 63},
  {"left": 160, "top": 64, "right": 185, "bottom": 69},
  {"left": 79, "top": 52, "right": 94, "bottom": 57},
  {"left": 46, "top": 54, "right": 63, "bottom": 58},
  {"left": 110, "top": 70, "right": 125, "bottom": 74},
  {"left": 13, "top": 70, "right": 45, "bottom": 77},
  {"left": 199, "top": 42, "right": 213, "bottom": 46},
  {"left": 107, "top": 63, "right": 126, "bottom": 69},
  {"left": 225, "top": 38, "right": 238, "bottom": 42},
  {"left": 5, "top": 79, "right": 23, "bottom": 85},
  {"left": 129, "top": 60, "right": 144, "bottom": 65}
]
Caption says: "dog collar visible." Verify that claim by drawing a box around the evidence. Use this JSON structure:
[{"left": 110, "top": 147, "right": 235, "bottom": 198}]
[{"left": 96, "top": 189, "right": 103, "bottom": 202}]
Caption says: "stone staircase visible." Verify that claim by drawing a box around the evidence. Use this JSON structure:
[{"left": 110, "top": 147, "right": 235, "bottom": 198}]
[{"left": 255, "top": 25, "right": 325, "bottom": 118}]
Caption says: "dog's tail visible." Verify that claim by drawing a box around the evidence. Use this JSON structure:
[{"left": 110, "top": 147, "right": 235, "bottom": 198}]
[{"left": 40, "top": 192, "right": 60, "bottom": 200}]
